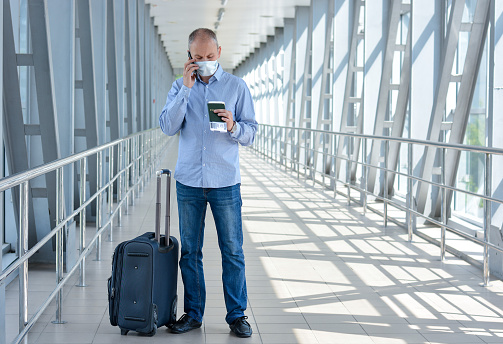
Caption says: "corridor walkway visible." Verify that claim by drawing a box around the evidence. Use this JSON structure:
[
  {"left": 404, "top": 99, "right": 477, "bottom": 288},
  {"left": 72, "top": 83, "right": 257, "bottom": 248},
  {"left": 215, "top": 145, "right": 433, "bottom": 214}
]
[{"left": 5, "top": 137, "right": 503, "bottom": 344}]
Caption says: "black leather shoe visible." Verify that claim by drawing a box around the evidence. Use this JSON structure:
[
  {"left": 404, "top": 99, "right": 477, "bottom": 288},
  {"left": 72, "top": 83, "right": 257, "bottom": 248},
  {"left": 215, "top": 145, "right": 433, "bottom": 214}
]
[
  {"left": 170, "top": 314, "right": 202, "bottom": 334},
  {"left": 229, "top": 316, "right": 252, "bottom": 338}
]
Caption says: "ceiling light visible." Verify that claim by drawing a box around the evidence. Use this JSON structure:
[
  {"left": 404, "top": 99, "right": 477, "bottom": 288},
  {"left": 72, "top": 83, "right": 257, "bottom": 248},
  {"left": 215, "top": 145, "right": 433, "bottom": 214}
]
[
  {"left": 214, "top": 21, "right": 220, "bottom": 30},
  {"left": 217, "top": 8, "right": 225, "bottom": 22},
  {"left": 221, "top": 0, "right": 228, "bottom": 5}
]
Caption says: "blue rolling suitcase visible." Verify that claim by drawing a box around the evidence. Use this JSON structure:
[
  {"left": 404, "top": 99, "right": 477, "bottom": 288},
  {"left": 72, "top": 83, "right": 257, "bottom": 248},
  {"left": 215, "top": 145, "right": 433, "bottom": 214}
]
[{"left": 108, "top": 169, "right": 178, "bottom": 336}]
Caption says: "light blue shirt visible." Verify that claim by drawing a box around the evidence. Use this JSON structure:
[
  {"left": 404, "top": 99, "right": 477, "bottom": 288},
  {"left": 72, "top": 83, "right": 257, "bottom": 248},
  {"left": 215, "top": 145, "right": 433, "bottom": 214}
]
[{"left": 159, "top": 65, "right": 258, "bottom": 188}]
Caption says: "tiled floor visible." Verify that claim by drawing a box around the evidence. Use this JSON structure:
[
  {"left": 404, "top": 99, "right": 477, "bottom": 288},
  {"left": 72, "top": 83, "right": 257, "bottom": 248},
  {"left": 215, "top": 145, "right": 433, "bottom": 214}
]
[{"left": 5, "top": 137, "right": 503, "bottom": 344}]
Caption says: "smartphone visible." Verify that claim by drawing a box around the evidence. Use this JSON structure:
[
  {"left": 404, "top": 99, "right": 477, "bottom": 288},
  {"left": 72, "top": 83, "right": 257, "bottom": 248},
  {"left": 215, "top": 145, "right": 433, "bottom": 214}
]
[{"left": 188, "top": 51, "right": 197, "bottom": 74}]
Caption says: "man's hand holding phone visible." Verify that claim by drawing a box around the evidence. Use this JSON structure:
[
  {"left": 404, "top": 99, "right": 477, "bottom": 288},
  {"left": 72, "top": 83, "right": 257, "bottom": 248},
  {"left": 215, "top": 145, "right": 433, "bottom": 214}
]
[{"left": 183, "top": 51, "right": 198, "bottom": 88}]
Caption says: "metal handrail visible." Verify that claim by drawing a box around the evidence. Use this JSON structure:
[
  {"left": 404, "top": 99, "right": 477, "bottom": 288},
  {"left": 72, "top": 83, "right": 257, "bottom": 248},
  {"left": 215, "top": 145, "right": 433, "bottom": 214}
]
[
  {"left": 259, "top": 123, "right": 503, "bottom": 155},
  {"left": 1, "top": 127, "right": 171, "bottom": 344},
  {"left": 0, "top": 128, "right": 156, "bottom": 193},
  {"left": 253, "top": 123, "right": 503, "bottom": 286}
]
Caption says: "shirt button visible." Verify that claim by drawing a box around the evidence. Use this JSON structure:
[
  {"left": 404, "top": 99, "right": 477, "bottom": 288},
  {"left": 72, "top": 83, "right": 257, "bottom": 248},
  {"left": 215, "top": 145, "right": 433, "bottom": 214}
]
[
  {"left": 203, "top": 147, "right": 206, "bottom": 150},
  {"left": 203, "top": 164, "right": 206, "bottom": 167}
]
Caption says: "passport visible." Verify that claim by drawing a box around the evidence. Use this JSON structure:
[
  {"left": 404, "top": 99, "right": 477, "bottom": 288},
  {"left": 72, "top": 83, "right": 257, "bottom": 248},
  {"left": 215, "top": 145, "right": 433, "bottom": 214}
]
[{"left": 207, "top": 101, "right": 227, "bottom": 132}]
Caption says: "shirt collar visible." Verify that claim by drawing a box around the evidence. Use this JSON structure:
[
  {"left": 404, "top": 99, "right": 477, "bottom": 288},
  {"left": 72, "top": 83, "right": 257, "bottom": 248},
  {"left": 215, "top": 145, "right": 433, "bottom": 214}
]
[{"left": 213, "top": 64, "right": 223, "bottom": 81}]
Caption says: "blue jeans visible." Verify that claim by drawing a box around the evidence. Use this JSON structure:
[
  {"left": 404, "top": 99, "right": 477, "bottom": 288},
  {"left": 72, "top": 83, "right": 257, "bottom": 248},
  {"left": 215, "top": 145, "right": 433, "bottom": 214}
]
[{"left": 176, "top": 181, "right": 247, "bottom": 324}]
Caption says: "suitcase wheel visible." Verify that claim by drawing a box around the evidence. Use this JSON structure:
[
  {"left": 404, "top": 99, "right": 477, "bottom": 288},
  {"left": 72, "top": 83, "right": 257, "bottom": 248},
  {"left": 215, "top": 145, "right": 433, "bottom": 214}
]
[
  {"left": 120, "top": 329, "right": 129, "bottom": 336},
  {"left": 145, "top": 326, "right": 157, "bottom": 337},
  {"left": 168, "top": 296, "right": 178, "bottom": 328},
  {"left": 153, "top": 304, "right": 158, "bottom": 325}
]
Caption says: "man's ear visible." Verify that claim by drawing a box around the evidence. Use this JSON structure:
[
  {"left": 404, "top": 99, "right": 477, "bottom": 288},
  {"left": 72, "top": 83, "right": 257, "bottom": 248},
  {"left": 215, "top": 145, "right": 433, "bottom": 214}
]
[{"left": 217, "top": 46, "right": 222, "bottom": 59}]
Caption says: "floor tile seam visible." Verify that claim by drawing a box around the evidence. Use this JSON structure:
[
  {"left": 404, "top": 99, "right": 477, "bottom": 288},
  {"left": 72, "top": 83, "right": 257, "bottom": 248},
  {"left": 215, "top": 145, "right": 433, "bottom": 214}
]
[
  {"left": 246, "top": 301, "right": 264, "bottom": 343},
  {"left": 91, "top": 305, "right": 109, "bottom": 342},
  {"left": 358, "top": 322, "right": 427, "bottom": 341}
]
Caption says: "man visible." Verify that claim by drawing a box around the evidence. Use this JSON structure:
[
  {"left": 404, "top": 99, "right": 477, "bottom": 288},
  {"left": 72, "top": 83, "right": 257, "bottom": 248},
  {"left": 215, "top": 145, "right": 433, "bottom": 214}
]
[{"left": 159, "top": 28, "right": 257, "bottom": 338}]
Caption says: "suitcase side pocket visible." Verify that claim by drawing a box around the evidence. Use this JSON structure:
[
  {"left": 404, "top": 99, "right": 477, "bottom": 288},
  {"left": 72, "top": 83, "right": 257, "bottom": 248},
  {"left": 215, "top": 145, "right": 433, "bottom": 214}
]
[{"left": 109, "top": 242, "right": 126, "bottom": 326}]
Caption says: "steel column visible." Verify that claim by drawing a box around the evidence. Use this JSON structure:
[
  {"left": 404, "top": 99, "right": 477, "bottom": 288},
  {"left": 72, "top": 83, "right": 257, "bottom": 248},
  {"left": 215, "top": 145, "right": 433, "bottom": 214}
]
[
  {"left": 76, "top": 0, "right": 100, "bottom": 220},
  {"left": 136, "top": 0, "right": 142, "bottom": 132},
  {"left": 312, "top": 0, "right": 335, "bottom": 183},
  {"left": 415, "top": 0, "right": 466, "bottom": 215},
  {"left": 489, "top": 0, "right": 503, "bottom": 279},
  {"left": 2, "top": 0, "right": 36, "bottom": 245},
  {"left": 28, "top": 0, "right": 61, "bottom": 233},
  {"left": 434, "top": 0, "right": 491, "bottom": 217},
  {"left": 386, "top": 17, "right": 412, "bottom": 196},
  {"left": 367, "top": 0, "right": 409, "bottom": 193},
  {"left": 336, "top": 0, "right": 366, "bottom": 180},
  {"left": 124, "top": 0, "right": 133, "bottom": 135}
]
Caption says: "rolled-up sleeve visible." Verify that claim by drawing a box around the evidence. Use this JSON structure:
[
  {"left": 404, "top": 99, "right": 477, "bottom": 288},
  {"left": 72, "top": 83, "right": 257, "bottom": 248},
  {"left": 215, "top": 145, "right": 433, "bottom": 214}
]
[
  {"left": 229, "top": 81, "right": 258, "bottom": 146},
  {"left": 159, "top": 81, "right": 191, "bottom": 136}
]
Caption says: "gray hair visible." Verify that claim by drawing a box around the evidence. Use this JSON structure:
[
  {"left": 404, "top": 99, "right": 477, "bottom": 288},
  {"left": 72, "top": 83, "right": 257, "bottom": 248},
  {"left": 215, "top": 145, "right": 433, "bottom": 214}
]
[{"left": 188, "top": 28, "right": 219, "bottom": 50}]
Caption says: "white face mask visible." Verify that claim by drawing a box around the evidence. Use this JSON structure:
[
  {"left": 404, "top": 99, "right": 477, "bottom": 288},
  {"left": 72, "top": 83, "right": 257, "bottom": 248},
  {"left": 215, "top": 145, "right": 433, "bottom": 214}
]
[{"left": 196, "top": 60, "right": 219, "bottom": 77}]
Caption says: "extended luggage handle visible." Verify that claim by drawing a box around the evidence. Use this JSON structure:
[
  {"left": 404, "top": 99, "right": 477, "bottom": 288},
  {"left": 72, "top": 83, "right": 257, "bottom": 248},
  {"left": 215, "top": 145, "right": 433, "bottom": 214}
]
[{"left": 155, "top": 169, "right": 171, "bottom": 246}]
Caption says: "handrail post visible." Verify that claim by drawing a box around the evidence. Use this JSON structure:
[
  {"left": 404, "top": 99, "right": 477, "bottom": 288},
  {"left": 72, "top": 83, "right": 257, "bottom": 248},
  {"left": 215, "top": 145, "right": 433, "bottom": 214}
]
[
  {"left": 384, "top": 139, "right": 388, "bottom": 228},
  {"left": 407, "top": 142, "right": 414, "bottom": 242},
  {"left": 108, "top": 146, "right": 114, "bottom": 242},
  {"left": 268, "top": 126, "right": 271, "bottom": 159},
  {"left": 125, "top": 139, "right": 130, "bottom": 214},
  {"left": 77, "top": 158, "right": 87, "bottom": 287},
  {"left": 95, "top": 151, "right": 103, "bottom": 261},
  {"left": 483, "top": 153, "right": 492, "bottom": 286},
  {"left": 117, "top": 141, "right": 123, "bottom": 227},
  {"left": 136, "top": 135, "right": 140, "bottom": 195},
  {"left": 140, "top": 134, "right": 145, "bottom": 191},
  {"left": 440, "top": 147, "right": 446, "bottom": 261},
  {"left": 18, "top": 181, "right": 29, "bottom": 332},
  {"left": 278, "top": 127, "right": 280, "bottom": 164},
  {"left": 321, "top": 132, "right": 326, "bottom": 187},
  {"left": 295, "top": 128, "right": 301, "bottom": 180},
  {"left": 282, "top": 127, "right": 286, "bottom": 169},
  {"left": 52, "top": 168, "right": 66, "bottom": 324},
  {"left": 304, "top": 130, "right": 308, "bottom": 181},
  {"left": 313, "top": 131, "right": 319, "bottom": 186},
  {"left": 269, "top": 126, "right": 273, "bottom": 161},
  {"left": 362, "top": 138, "right": 367, "bottom": 215},
  {"left": 141, "top": 135, "right": 144, "bottom": 186},
  {"left": 131, "top": 137, "right": 136, "bottom": 206},
  {"left": 290, "top": 128, "right": 294, "bottom": 171},
  {"left": 333, "top": 134, "right": 337, "bottom": 199},
  {"left": 148, "top": 131, "right": 152, "bottom": 178},
  {"left": 310, "top": 130, "right": 314, "bottom": 181},
  {"left": 272, "top": 127, "right": 275, "bottom": 162},
  {"left": 346, "top": 135, "right": 351, "bottom": 205}
]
